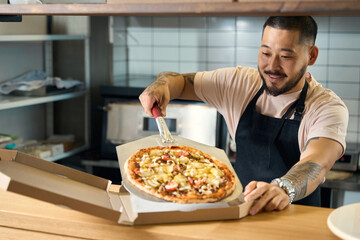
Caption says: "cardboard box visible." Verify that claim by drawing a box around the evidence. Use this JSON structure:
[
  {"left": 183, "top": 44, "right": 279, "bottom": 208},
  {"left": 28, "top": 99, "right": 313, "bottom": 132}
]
[{"left": 0, "top": 137, "right": 252, "bottom": 225}]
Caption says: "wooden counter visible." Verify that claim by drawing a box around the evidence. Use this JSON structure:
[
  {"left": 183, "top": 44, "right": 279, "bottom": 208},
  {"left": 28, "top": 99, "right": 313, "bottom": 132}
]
[
  {"left": 0, "top": 185, "right": 340, "bottom": 240},
  {"left": 0, "top": 1, "right": 359, "bottom": 16}
]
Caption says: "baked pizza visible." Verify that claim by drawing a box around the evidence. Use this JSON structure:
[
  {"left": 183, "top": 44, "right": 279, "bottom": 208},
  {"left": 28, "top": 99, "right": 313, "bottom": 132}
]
[{"left": 124, "top": 145, "right": 236, "bottom": 204}]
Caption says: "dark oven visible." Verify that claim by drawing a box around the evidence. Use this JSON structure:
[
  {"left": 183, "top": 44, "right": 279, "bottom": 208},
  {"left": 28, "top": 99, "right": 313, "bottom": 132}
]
[
  {"left": 332, "top": 143, "right": 360, "bottom": 172},
  {"left": 321, "top": 142, "right": 360, "bottom": 208}
]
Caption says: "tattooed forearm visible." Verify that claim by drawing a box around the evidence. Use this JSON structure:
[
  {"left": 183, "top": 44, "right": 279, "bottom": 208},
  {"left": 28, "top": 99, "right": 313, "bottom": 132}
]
[
  {"left": 157, "top": 72, "right": 181, "bottom": 81},
  {"left": 146, "top": 79, "right": 168, "bottom": 95},
  {"left": 183, "top": 73, "right": 196, "bottom": 85},
  {"left": 145, "top": 72, "right": 180, "bottom": 95},
  {"left": 147, "top": 72, "right": 196, "bottom": 99},
  {"left": 283, "top": 161, "right": 323, "bottom": 201},
  {"left": 302, "top": 137, "right": 320, "bottom": 152}
]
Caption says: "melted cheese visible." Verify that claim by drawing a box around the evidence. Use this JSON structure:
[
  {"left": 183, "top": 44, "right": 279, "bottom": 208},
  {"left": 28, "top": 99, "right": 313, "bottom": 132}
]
[{"left": 137, "top": 148, "right": 226, "bottom": 195}]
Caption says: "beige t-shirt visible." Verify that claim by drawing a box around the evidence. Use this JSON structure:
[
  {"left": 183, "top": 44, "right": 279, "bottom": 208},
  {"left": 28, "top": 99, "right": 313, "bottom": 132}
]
[{"left": 194, "top": 66, "right": 348, "bottom": 153}]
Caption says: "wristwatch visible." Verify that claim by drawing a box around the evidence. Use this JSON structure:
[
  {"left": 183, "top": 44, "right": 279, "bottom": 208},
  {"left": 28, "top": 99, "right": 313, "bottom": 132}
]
[{"left": 271, "top": 177, "right": 296, "bottom": 204}]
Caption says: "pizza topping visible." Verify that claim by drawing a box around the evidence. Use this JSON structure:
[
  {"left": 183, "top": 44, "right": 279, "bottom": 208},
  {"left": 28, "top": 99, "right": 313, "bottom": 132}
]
[
  {"left": 165, "top": 181, "right": 178, "bottom": 191},
  {"left": 127, "top": 146, "right": 236, "bottom": 203},
  {"left": 161, "top": 155, "right": 171, "bottom": 161},
  {"left": 146, "top": 179, "right": 161, "bottom": 188},
  {"left": 177, "top": 151, "right": 189, "bottom": 157},
  {"left": 132, "top": 147, "right": 229, "bottom": 196}
]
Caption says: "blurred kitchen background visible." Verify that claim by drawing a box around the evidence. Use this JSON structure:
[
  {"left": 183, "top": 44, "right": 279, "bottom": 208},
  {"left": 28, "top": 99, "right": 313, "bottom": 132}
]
[
  {"left": 0, "top": 15, "right": 359, "bottom": 208},
  {"left": 112, "top": 15, "right": 360, "bottom": 143}
]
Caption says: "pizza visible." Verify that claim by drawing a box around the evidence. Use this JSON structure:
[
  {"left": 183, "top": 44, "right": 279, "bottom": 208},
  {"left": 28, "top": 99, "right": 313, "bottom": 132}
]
[{"left": 124, "top": 145, "right": 236, "bottom": 204}]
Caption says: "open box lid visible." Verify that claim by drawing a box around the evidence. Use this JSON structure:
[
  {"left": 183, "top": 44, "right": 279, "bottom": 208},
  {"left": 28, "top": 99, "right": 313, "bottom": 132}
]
[{"left": 0, "top": 149, "right": 127, "bottom": 223}]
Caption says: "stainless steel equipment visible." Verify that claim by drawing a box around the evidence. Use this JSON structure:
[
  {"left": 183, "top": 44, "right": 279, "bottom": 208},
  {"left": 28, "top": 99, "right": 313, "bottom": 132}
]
[{"left": 105, "top": 101, "right": 218, "bottom": 147}]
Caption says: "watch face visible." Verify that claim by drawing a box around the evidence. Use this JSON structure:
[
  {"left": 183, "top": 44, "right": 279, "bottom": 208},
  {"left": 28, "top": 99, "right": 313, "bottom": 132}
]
[{"left": 282, "top": 178, "right": 295, "bottom": 194}]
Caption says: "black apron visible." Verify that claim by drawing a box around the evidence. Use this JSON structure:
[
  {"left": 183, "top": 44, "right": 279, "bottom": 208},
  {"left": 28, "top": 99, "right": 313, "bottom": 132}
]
[{"left": 234, "top": 81, "right": 320, "bottom": 206}]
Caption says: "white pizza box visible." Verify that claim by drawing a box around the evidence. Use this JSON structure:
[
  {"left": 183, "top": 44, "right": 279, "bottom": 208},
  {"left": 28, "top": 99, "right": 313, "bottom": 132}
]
[
  {"left": 0, "top": 137, "right": 253, "bottom": 226},
  {"left": 115, "top": 135, "right": 253, "bottom": 225}
]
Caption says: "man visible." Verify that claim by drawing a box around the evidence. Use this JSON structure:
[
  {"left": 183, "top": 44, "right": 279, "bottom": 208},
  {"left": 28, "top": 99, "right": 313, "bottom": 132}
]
[{"left": 139, "top": 16, "right": 348, "bottom": 215}]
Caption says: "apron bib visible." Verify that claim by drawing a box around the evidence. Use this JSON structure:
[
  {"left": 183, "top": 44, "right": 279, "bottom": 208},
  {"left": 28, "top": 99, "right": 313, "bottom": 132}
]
[{"left": 235, "top": 81, "right": 320, "bottom": 206}]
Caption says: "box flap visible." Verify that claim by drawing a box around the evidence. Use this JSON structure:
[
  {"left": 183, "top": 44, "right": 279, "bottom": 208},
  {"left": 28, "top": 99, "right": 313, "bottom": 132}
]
[
  {"left": 0, "top": 149, "right": 110, "bottom": 191},
  {"left": 118, "top": 186, "right": 253, "bottom": 225},
  {"left": 0, "top": 171, "right": 10, "bottom": 190},
  {"left": 118, "top": 186, "right": 138, "bottom": 225},
  {"left": 0, "top": 149, "right": 122, "bottom": 223}
]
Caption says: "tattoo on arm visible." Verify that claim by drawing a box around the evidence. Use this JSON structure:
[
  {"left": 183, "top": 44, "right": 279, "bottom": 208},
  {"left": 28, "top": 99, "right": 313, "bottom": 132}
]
[
  {"left": 146, "top": 72, "right": 180, "bottom": 95},
  {"left": 147, "top": 72, "right": 195, "bottom": 97},
  {"left": 283, "top": 161, "right": 322, "bottom": 201},
  {"left": 146, "top": 79, "right": 167, "bottom": 95},
  {"left": 157, "top": 72, "right": 181, "bottom": 81},
  {"left": 182, "top": 73, "right": 196, "bottom": 85},
  {"left": 302, "top": 137, "right": 319, "bottom": 152}
]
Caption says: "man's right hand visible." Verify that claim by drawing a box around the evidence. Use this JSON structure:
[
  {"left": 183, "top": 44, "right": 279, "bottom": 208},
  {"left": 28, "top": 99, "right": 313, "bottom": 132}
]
[
  {"left": 139, "top": 74, "right": 171, "bottom": 117},
  {"left": 139, "top": 71, "right": 200, "bottom": 117}
]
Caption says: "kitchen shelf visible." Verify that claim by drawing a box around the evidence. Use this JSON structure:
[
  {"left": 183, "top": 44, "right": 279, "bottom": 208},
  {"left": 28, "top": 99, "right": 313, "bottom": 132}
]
[
  {"left": 0, "top": 1, "right": 359, "bottom": 16},
  {"left": 0, "top": 34, "right": 90, "bottom": 163},
  {"left": 45, "top": 144, "right": 88, "bottom": 162},
  {"left": 0, "top": 35, "right": 86, "bottom": 42},
  {"left": 0, "top": 91, "right": 85, "bottom": 110}
]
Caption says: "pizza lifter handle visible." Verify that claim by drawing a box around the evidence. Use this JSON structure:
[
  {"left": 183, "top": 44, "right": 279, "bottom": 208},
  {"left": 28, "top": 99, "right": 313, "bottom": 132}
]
[
  {"left": 151, "top": 102, "right": 162, "bottom": 119},
  {"left": 151, "top": 103, "right": 175, "bottom": 143}
]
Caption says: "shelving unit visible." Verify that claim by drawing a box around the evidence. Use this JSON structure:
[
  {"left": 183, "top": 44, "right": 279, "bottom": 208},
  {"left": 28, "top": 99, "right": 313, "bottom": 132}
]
[
  {"left": 0, "top": 91, "right": 85, "bottom": 110},
  {"left": 0, "top": 34, "right": 90, "bottom": 162},
  {"left": 46, "top": 145, "right": 88, "bottom": 162},
  {"left": 0, "top": 35, "right": 85, "bottom": 42},
  {"left": 0, "top": 1, "right": 359, "bottom": 15}
]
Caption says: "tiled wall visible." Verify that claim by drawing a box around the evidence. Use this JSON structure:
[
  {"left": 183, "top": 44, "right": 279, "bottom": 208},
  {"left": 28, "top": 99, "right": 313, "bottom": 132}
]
[{"left": 112, "top": 16, "right": 360, "bottom": 144}]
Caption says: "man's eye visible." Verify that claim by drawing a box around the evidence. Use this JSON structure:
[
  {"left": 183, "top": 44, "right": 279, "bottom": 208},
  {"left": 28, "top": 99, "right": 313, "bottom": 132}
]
[
  {"left": 262, "top": 52, "right": 270, "bottom": 56},
  {"left": 281, "top": 56, "right": 292, "bottom": 59}
]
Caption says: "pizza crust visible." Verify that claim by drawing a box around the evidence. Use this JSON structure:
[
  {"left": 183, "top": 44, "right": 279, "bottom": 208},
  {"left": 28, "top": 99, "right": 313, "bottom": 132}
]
[{"left": 124, "top": 145, "right": 236, "bottom": 204}]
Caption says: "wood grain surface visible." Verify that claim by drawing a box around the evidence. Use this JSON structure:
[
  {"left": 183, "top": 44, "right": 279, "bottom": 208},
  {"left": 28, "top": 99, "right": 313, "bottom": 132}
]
[
  {"left": 0, "top": 185, "right": 340, "bottom": 240},
  {"left": 0, "top": 1, "right": 359, "bottom": 16}
]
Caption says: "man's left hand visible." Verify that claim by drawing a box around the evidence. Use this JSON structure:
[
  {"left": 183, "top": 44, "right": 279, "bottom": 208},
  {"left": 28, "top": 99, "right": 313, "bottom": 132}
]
[{"left": 243, "top": 181, "right": 289, "bottom": 215}]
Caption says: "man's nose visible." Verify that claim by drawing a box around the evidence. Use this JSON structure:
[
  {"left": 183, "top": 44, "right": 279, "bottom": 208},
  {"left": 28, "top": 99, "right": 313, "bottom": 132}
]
[{"left": 268, "top": 56, "right": 281, "bottom": 71}]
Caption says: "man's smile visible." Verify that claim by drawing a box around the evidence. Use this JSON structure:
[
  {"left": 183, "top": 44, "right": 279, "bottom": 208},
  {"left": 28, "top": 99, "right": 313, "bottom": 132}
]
[{"left": 264, "top": 70, "right": 287, "bottom": 83}]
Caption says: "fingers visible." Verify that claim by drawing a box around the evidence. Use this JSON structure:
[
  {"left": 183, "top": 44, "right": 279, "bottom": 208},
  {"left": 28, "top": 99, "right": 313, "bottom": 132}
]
[
  {"left": 243, "top": 181, "right": 257, "bottom": 197},
  {"left": 244, "top": 181, "right": 289, "bottom": 215},
  {"left": 262, "top": 190, "right": 289, "bottom": 212},
  {"left": 139, "top": 91, "right": 156, "bottom": 117},
  {"left": 305, "top": 72, "right": 312, "bottom": 80},
  {"left": 139, "top": 87, "right": 170, "bottom": 117},
  {"left": 244, "top": 181, "right": 267, "bottom": 201}
]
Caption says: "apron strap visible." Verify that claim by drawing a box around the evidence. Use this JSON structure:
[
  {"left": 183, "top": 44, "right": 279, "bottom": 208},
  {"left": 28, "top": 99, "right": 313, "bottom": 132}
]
[
  {"left": 249, "top": 85, "right": 265, "bottom": 108},
  {"left": 271, "top": 81, "right": 309, "bottom": 143},
  {"left": 294, "top": 80, "right": 308, "bottom": 121}
]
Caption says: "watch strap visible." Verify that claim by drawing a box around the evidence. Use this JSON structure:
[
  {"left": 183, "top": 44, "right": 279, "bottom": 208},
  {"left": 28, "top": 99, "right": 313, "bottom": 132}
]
[{"left": 271, "top": 177, "right": 296, "bottom": 204}]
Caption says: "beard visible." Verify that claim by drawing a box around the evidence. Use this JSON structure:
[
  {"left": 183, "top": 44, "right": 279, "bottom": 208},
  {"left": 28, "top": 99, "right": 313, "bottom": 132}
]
[{"left": 258, "top": 65, "right": 307, "bottom": 96}]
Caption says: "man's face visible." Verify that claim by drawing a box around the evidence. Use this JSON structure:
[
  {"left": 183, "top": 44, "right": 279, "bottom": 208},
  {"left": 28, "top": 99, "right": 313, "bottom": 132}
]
[{"left": 258, "top": 26, "right": 311, "bottom": 96}]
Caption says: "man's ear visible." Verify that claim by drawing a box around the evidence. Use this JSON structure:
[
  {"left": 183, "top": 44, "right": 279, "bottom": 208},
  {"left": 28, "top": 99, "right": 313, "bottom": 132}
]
[{"left": 308, "top": 46, "right": 319, "bottom": 66}]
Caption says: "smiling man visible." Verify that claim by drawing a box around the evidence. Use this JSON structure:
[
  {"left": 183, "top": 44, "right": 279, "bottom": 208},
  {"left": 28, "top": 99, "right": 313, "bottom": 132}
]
[{"left": 139, "top": 16, "right": 348, "bottom": 215}]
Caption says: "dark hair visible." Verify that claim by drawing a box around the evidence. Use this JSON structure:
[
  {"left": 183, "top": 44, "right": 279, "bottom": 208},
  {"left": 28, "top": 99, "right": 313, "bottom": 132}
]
[{"left": 263, "top": 16, "right": 318, "bottom": 45}]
